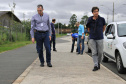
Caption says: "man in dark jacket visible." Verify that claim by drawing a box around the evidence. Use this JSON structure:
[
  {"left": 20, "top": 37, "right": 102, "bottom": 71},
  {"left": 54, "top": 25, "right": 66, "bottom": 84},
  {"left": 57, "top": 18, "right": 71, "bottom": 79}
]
[
  {"left": 50, "top": 19, "right": 57, "bottom": 51},
  {"left": 86, "top": 7, "right": 106, "bottom": 71}
]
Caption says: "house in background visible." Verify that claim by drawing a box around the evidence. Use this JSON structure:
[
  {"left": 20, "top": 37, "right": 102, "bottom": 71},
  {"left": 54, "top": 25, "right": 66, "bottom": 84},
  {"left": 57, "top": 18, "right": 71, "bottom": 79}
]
[{"left": 0, "top": 11, "right": 21, "bottom": 28}]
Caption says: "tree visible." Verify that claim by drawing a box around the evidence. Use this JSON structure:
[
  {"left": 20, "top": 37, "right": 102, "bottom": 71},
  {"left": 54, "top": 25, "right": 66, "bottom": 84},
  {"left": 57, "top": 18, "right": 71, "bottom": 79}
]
[
  {"left": 54, "top": 23, "right": 62, "bottom": 29},
  {"left": 22, "top": 20, "right": 31, "bottom": 40},
  {"left": 69, "top": 14, "right": 77, "bottom": 29},
  {"left": 80, "top": 15, "right": 88, "bottom": 26}
]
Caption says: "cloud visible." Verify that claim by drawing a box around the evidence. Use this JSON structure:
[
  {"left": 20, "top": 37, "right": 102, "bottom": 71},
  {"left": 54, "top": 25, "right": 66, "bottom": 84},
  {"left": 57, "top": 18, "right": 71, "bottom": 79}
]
[{"left": 0, "top": 0, "right": 126, "bottom": 24}]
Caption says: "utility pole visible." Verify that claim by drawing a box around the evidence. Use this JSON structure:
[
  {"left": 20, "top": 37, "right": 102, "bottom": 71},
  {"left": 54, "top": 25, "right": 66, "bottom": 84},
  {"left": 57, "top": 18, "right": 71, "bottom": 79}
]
[
  {"left": 23, "top": 13, "right": 25, "bottom": 21},
  {"left": 23, "top": 13, "right": 26, "bottom": 40},
  {"left": 61, "top": 24, "right": 62, "bottom": 35},
  {"left": 9, "top": 0, "right": 16, "bottom": 42},
  {"left": 58, "top": 19, "right": 59, "bottom": 35},
  {"left": 107, "top": 13, "right": 109, "bottom": 24},
  {"left": 113, "top": 2, "right": 114, "bottom": 22}
]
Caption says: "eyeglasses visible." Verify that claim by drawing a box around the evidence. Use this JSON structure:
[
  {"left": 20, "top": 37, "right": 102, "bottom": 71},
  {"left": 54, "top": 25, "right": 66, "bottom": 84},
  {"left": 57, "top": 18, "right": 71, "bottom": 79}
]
[{"left": 37, "top": 10, "right": 42, "bottom": 12}]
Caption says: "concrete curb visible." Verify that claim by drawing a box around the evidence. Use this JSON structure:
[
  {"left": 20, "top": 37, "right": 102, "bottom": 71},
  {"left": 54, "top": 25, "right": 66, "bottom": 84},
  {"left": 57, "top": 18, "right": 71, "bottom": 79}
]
[{"left": 12, "top": 58, "right": 39, "bottom": 84}]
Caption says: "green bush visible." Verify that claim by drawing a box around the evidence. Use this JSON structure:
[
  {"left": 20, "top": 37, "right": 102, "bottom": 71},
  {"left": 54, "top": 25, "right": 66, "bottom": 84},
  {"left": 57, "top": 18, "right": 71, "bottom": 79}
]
[{"left": 0, "top": 20, "right": 31, "bottom": 45}]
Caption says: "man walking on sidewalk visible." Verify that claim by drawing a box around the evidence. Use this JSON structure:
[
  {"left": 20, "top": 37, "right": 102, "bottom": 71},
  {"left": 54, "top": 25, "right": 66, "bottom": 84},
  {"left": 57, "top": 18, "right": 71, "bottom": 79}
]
[
  {"left": 86, "top": 7, "right": 106, "bottom": 71},
  {"left": 50, "top": 19, "right": 57, "bottom": 51},
  {"left": 30, "top": 4, "right": 52, "bottom": 67}
]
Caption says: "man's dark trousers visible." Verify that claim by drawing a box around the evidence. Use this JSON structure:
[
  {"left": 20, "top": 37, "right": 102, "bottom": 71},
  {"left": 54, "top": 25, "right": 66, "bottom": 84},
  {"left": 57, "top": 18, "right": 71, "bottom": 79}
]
[
  {"left": 50, "top": 34, "right": 56, "bottom": 50},
  {"left": 71, "top": 38, "right": 78, "bottom": 52},
  {"left": 35, "top": 31, "right": 51, "bottom": 64},
  {"left": 71, "top": 38, "right": 75, "bottom": 52}
]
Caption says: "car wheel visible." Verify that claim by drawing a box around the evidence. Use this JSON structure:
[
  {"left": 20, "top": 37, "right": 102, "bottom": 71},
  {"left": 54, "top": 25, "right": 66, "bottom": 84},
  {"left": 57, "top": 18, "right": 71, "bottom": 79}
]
[
  {"left": 88, "top": 48, "right": 91, "bottom": 53},
  {"left": 87, "top": 42, "right": 91, "bottom": 53},
  {"left": 102, "top": 53, "right": 108, "bottom": 62},
  {"left": 116, "top": 52, "right": 126, "bottom": 74}
]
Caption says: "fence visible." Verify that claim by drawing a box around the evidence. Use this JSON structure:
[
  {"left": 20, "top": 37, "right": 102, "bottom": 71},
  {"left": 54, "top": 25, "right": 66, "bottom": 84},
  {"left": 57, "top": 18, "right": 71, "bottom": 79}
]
[{"left": 0, "top": 20, "right": 31, "bottom": 45}]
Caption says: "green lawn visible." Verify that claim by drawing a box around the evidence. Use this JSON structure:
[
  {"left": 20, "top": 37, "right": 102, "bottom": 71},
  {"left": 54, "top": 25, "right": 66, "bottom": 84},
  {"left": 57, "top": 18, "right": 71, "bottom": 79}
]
[
  {"left": 0, "top": 41, "right": 32, "bottom": 53},
  {"left": 0, "top": 34, "right": 67, "bottom": 53},
  {"left": 56, "top": 33, "right": 67, "bottom": 38}
]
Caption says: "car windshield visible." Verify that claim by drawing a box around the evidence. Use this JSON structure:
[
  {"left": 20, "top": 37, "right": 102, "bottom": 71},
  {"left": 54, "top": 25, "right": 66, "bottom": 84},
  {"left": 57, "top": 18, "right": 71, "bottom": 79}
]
[{"left": 117, "top": 23, "right": 126, "bottom": 37}]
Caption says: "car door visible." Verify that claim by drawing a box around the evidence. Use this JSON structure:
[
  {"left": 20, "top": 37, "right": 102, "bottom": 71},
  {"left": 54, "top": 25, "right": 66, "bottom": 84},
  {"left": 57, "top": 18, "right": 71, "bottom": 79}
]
[
  {"left": 104, "top": 24, "right": 112, "bottom": 54},
  {"left": 108, "top": 24, "right": 116, "bottom": 58}
]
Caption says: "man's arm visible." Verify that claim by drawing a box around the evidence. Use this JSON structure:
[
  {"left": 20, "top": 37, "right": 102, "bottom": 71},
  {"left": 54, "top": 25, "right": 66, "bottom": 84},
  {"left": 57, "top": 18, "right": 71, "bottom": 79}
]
[
  {"left": 30, "top": 16, "right": 35, "bottom": 43},
  {"left": 103, "top": 25, "right": 106, "bottom": 32},
  {"left": 86, "top": 17, "right": 90, "bottom": 33},
  {"left": 87, "top": 28, "right": 90, "bottom": 32},
  {"left": 81, "top": 26, "right": 84, "bottom": 39},
  {"left": 103, "top": 18, "right": 106, "bottom": 32},
  {"left": 47, "top": 15, "right": 51, "bottom": 41},
  {"left": 82, "top": 26, "right": 84, "bottom": 35},
  {"left": 51, "top": 23, "right": 55, "bottom": 34}
]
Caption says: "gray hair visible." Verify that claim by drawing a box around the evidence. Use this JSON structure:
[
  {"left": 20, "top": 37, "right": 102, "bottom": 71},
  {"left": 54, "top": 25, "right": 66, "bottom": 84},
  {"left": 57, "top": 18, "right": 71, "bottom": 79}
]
[
  {"left": 37, "top": 4, "right": 43, "bottom": 9},
  {"left": 75, "top": 22, "right": 80, "bottom": 25}
]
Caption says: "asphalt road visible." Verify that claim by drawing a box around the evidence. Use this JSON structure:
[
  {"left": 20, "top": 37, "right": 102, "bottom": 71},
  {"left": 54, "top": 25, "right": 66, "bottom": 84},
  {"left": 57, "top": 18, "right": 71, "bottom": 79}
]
[
  {"left": 84, "top": 36, "right": 126, "bottom": 81},
  {"left": 0, "top": 44, "right": 38, "bottom": 84}
]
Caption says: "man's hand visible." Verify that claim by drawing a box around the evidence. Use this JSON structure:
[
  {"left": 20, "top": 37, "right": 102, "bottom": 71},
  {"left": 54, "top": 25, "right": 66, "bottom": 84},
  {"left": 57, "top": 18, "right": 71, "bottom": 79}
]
[
  {"left": 49, "top": 36, "right": 51, "bottom": 41},
  {"left": 81, "top": 36, "right": 84, "bottom": 39},
  {"left": 32, "top": 38, "right": 35, "bottom": 43},
  {"left": 72, "top": 37, "right": 74, "bottom": 40}
]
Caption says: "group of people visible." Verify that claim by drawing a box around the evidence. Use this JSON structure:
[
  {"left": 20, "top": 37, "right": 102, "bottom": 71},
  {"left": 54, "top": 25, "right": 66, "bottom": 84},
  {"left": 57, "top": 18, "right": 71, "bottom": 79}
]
[
  {"left": 71, "top": 22, "right": 85, "bottom": 55},
  {"left": 30, "top": 4, "right": 106, "bottom": 72}
]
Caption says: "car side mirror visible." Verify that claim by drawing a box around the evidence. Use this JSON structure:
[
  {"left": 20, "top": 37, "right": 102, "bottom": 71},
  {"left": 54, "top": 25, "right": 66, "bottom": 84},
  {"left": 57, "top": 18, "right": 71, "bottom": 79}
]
[{"left": 107, "top": 34, "right": 115, "bottom": 39}]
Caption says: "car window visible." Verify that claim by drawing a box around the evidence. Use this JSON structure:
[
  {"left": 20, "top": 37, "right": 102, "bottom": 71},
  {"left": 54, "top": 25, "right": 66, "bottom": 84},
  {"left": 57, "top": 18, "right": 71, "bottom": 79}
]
[
  {"left": 105, "top": 24, "right": 112, "bottom": 36},
  {"left": 117, "top": 23, "right": 126, "bottom": 37},
  {"left": 110, "top": 24, "right": 115, "bottom": 36}
]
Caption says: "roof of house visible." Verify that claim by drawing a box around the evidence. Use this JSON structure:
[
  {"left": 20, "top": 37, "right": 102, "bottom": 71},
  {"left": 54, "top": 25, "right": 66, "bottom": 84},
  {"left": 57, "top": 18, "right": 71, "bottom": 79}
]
[{"left": 0, "top": 11, "right": 21, "bottom": 23}]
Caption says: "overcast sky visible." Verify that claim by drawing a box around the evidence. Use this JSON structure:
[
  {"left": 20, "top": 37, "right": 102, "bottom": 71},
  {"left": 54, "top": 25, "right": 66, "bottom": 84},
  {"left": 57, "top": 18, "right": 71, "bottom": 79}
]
[{"left": 0, "top": 0, "right": 126, "bottom": 24}]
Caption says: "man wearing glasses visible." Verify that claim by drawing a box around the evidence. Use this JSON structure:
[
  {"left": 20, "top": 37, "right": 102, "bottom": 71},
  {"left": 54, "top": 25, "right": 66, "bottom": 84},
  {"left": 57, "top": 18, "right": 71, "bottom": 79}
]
[
  {"left": 30, "top": 4, "right": 52, "bottom": 67},
  {"left": 86, "top": 7, "right": 106, "bottom": 71}
]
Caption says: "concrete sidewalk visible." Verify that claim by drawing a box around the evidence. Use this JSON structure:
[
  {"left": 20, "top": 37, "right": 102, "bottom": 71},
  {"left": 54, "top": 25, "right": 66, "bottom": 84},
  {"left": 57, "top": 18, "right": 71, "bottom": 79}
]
[{"left": 14, "top": 36, "right": 126, "bottom": 84}]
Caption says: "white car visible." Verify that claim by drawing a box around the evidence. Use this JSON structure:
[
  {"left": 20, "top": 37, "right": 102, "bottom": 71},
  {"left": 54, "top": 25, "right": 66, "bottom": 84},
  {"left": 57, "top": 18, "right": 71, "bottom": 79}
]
[
  {"left": 67, "top": 33, "right": 71, "bottom": 36},
  {"left": 103, "top": 21, "right": 126, "bottom": 74}
]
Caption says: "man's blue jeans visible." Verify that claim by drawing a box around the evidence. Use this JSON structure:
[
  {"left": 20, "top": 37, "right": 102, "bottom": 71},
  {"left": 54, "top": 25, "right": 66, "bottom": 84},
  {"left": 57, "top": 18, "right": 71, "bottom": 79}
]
[
  {"left": 35, "top": 31, "right": 51, "bottom": 63},
  {"left": 77, "top": 36, "right": 85, "bottom": 54}
]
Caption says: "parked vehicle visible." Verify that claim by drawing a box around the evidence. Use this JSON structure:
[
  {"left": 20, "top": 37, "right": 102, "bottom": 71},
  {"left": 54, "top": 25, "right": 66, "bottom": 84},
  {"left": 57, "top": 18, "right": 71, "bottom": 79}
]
[
  {"left": 87, "top": 36, "right": 91, "bottom": 53},
  {"left": 103, "top": 21, "right": 126, "bottom": 74},
  {"left": 67, "top": 33, "right": 71, "bottom": 36}
]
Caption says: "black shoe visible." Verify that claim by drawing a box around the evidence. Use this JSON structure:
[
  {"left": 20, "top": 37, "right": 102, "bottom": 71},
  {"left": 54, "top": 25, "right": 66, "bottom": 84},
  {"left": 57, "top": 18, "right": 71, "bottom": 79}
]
[
  {"left": 71, "top": 51, "right": 73, "bottom": 53},
  {"left": 92, "top": 66, "right": 99, "bottom": 71},
  {"left": 40, "top": 63, "right": 44, "bottom": 67},
  {"left": 77, "top": 53, "right": 80, "bottom": 55},
  {"left": 98, "top": 63, "right": 100, "bottom": 69},
  {"left": 53, "top": 50, "right": 57, "bottom": 52},
  {"left": 76, "top": 49, "right": 78, "bottom": 52},
  {"left": 47, "top": 63, "right": 52, "bottom": 67}
]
